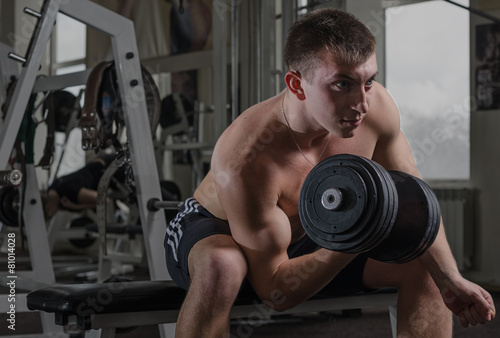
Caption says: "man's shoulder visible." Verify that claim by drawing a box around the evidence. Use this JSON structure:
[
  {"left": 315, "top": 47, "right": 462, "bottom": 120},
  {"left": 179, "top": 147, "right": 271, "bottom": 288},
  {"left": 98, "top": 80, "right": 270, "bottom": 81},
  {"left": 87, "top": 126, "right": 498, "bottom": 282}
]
[
  {"left": 216, "top": 97, "right": 285, "bottom": 159},
  {"left": 372, "top": 82, "right": 397, "bottom": 106},
  {"left": 366, "top": 82, "right": 400, "bottom": 132}
]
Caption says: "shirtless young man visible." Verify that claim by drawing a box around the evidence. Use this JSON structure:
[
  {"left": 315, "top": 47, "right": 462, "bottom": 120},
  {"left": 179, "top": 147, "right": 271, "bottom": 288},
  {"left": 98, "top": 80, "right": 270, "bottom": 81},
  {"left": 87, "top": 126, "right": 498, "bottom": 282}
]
[{"left": 165, "top": 8, "right": 495, "bottom": 337}]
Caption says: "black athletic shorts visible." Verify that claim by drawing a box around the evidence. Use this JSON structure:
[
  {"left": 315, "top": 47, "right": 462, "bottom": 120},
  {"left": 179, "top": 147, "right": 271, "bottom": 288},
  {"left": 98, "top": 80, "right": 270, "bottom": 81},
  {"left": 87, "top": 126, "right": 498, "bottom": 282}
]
[
  {"left": 164, "top": 197, "right": 369, "bottom": 297},
  {"left": 49, "top": 154, "right": 126, "bottom": 204},
  {"left": 49, "top": 161, "right": 106, "bottom": 203}
]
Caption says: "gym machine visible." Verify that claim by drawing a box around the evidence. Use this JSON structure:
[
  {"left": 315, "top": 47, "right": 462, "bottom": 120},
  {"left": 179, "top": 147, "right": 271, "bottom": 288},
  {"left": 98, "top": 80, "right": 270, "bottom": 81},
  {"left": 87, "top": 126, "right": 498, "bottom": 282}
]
[{"left": 0, "top": 0, "right": 175, "bottom": 336}]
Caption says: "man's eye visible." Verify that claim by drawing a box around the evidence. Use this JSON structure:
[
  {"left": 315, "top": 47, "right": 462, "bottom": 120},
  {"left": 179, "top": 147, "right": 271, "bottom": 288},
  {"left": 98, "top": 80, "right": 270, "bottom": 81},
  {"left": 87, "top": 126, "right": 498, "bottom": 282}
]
[
  {"left": 366, "top": 78, "right": 375, "bottom": 86},
  {"left": 335, "top": 81, "right": 348, "bottom": 89}
]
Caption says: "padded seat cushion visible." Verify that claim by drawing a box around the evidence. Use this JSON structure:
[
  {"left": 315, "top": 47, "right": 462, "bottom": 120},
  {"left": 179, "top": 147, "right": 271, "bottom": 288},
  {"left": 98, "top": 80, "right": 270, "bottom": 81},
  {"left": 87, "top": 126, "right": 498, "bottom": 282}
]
[
  {"left": 26, "top": 280, "right": 265, "bottom": 316},
  {"left": 27, "top": 280, "right": 187, "bottom": 315}
]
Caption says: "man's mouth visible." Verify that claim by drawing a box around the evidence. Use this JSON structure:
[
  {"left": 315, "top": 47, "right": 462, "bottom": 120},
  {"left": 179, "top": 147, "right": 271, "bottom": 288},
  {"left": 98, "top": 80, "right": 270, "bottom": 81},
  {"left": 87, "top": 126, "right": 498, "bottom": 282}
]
[{"left": 341, "top": 118, "right": 363, "bottom": 127}]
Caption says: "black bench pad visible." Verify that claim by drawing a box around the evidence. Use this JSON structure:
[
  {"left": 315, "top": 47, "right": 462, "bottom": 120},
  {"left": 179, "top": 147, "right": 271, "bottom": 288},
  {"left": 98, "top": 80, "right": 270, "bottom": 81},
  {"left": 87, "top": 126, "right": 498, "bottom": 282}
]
[
  {"left": 27, "top": 279, "right": 397, "bottom": 315},
  {"left": 26, "top": 280, "right": 265, "bottom": 316},
  {"left": 27, "top": 281, "right": 186, "bottom": 315}
]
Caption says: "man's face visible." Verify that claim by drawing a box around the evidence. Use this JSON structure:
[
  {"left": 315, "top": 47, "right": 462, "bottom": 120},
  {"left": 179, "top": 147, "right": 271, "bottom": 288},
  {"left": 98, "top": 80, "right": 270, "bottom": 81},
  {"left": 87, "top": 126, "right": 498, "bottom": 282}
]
[{"left": 301, "top": 52, "right": 378, "bottom": 138}]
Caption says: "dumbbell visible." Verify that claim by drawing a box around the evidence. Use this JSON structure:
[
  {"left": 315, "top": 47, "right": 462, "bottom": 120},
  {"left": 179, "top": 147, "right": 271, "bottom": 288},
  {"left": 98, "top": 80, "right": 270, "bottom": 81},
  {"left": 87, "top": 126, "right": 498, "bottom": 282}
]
[{"left": 299, "top": 154, "right": 441, "bottom": 263}]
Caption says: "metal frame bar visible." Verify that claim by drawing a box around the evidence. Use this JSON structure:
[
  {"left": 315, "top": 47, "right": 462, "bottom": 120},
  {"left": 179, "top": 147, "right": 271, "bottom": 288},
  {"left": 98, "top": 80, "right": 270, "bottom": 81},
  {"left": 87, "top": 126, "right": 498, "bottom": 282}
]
[
  {"left": 279, "top": 0, "right": 298, "bottom": 93},
  {"left": 259, "top": 0, "right": 276, "bottom": 100},
  {"left": 57, "top": 0, "right": 169, "bottom": 284},
  {"left": 212, "top": 0, "right": 229, "bottom": 138},
  {"left": 0, "top": 42, "right": 18, "bottom": 103},
  {"left": 141, "top": 49, "right": 213, "bottom": 74},
  {"left": 443, "top": 0, "right": 500, "bottom": 24},
  {"left": 231, "top": 0, "right": 240, "bottom": 121},
  {"left": 0, "top": 0, "right": 59, "bottom": 168}
]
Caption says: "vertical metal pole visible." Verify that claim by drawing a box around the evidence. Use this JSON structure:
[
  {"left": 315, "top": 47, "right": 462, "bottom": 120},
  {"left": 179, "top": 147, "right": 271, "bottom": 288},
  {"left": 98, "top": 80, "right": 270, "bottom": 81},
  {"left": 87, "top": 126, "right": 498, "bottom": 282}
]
[
  {"left": 256, "top": 0, "right": 262, "bottom": 102},
  {"left": 280, "top": 0, "right": 297, "bottom": 92},
  {"left": 259, "top": 0, "right": 275, "bottom": 100},
  {"left": 23, "top": 165, "right": 55, "bottom": 283},
  {"left": 231, "top": 0, "right": 240, "bottom": 121},
  {"left": 23, "top": 164, "right": 62, "bottom": 334},
  {"left": 212, "top": 0, "right": 229, "bottom": 137},
  {"left": 0, "top": 0, "right": 60, "bottom": 169}
]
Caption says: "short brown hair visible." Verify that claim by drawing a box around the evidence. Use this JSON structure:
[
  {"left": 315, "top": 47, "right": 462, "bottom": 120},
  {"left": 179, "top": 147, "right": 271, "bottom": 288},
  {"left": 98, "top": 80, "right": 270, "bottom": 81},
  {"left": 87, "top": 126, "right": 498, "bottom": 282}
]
[{"left": 284, "top": 9, "right": 375, "bottom": 82}]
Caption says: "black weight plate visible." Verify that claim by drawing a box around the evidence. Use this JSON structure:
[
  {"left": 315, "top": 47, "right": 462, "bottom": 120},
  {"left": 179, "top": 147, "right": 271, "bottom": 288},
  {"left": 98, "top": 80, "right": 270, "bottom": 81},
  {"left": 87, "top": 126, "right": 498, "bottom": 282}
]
[
  {"left": 67, "top": 216, "right": 97, "bottom": 249},
  {"left": 299, "top": 154, "right": 397, "bottom": 253},
  {"left": 300, "top": 155, "right": 377, "bottom": 252},
  {"left": 336, "top": 154, "right": 393, "bottom": 253},
  {"left": 369, "top": 171, "right": 434, "bottom": 263},
  {"left": 330, "top": 155, "right": 397, "bottom": 254},
  {"left": 2, "top": 187, "right": 19, "bottom": 226},
  {"left": 0, "top": 186, "right": 19, "bottom": 226},
  {"left": 401, "top": 177, "right": 441, "bottom": 262},
  {"left": 0, "top": 187, "right": 13, "bottom": 225},
  {"left": 373, "top": 165, "right": 399, "bottom": 248},
  {"left": 310, "top": 166, "right": 368, "bottom": 232},
  {"left": 347, "top": 156, "right": 398, "bottom": 252},
  {"left": 393, "top": 175, "right": 440, "bottom": 263},
  {"left": 336, "top": 160, "right": 384, "bottom": 253}
]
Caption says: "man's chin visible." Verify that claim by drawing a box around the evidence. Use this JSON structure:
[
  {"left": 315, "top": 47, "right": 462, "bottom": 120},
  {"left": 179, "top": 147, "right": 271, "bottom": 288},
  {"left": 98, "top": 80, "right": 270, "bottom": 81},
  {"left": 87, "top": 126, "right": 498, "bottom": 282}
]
[{"left": 337, "top": 128, "right": 358, "bottom": 139}]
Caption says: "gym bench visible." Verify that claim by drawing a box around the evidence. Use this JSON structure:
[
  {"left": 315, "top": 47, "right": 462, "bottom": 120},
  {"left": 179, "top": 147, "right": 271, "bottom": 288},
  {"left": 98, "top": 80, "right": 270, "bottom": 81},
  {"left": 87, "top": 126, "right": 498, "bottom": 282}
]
[{"left": 27, "top": 280, "right": 398, "bottom": 337}]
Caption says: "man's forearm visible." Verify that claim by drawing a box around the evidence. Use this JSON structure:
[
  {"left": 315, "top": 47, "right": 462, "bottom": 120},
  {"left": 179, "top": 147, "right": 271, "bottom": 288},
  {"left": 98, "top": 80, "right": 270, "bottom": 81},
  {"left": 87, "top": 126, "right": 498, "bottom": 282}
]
[
  {"left": 419, "top": 221, "right": 462, "bottom": 289},
  {"left": 259, "top": 249, "right": 356, "bottom": 311}
]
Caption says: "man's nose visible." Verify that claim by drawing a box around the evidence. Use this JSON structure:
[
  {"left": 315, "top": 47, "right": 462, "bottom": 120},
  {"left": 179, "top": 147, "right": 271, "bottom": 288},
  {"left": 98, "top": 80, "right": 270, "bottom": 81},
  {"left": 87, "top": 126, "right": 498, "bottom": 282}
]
[{"left": 351, "top": 88, "right": 369, "bottom": 114}]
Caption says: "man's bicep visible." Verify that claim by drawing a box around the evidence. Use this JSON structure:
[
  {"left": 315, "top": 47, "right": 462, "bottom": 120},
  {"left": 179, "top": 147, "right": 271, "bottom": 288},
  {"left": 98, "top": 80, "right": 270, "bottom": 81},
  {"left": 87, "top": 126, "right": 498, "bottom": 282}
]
[
  {"left": 216, "top": 176, "right": 291, "bottom": 293},
  {"left": 230, "top": 205, "right": 292, "bottom": 297}
]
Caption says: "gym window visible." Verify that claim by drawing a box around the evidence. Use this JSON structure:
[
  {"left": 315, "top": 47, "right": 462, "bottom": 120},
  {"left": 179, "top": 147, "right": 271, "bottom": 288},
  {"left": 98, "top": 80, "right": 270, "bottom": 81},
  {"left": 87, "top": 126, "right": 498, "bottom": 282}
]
[
  {"left": 386, "top": 0, "right": 470, "bottom": 180},
  {"left": 49, "top": 12, "right": 87, "bottom": 181}
]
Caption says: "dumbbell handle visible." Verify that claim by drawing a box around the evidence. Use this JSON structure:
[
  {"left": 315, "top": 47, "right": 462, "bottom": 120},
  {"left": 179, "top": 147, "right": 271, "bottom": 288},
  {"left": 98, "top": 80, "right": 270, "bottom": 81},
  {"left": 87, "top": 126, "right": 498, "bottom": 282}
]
[
  {"left": 0, "top": 170, "right": 22, "bottom": 186},
  {"left": 321, "top": 188, "right": 343, "bottom": 210}
]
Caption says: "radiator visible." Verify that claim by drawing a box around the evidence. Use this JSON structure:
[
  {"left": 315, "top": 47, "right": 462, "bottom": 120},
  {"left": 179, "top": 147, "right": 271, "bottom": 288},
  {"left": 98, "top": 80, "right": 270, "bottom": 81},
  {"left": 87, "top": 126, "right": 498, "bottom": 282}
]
[{"left": 432, "top": 187, "right": 475, "bottom": 272}]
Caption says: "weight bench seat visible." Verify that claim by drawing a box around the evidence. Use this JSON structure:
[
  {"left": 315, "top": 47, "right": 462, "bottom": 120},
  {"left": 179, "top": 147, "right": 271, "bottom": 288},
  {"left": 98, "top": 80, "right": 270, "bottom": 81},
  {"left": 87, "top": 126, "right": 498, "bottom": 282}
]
[{"left": 26, "top": 280, "right": 398, "bottom": 336}]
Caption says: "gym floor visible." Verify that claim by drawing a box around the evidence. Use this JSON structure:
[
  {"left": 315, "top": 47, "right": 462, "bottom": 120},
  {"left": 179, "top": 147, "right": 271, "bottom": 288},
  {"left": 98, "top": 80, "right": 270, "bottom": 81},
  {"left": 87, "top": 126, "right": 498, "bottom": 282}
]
[{"left": 1, "top": 243, "right": 499, "bottom": 337}]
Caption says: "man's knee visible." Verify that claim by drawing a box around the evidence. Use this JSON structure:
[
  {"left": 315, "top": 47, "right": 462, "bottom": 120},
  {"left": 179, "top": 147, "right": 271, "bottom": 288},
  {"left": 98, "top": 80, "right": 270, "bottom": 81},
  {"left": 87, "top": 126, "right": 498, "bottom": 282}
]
[
  {"left": 399, "top": 260, "right": 435, "bottom": 287},
  {"left": 189, "top": 236, "right": 248, "bottom": 296},
  {"left": 202, "top": 247, "right": 247, "bottom": 282}
]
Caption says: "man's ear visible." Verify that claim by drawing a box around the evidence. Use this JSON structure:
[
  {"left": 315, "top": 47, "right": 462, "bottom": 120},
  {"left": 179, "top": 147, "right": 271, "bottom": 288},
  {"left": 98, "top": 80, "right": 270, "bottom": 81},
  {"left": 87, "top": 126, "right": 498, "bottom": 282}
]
[{"left": 284, "top": 71, "right": 306, "bottom": 100}]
